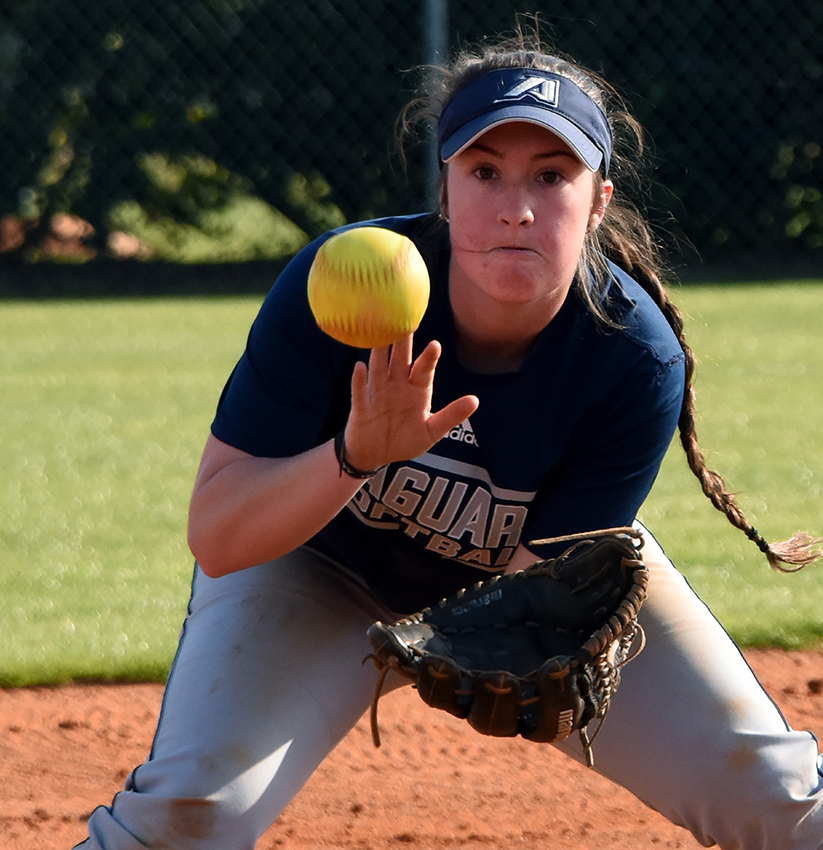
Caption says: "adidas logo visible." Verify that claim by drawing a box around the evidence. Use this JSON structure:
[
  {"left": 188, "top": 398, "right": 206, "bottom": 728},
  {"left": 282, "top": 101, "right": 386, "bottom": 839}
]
[{"left": 446, "top": 419, "right": 479, "bottom": 447}]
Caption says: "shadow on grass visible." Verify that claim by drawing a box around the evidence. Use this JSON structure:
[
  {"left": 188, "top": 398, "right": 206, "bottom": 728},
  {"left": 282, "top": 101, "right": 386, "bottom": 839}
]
[
  {"left": 0, "top": 256, "right": 291, "bottom": 300},
  {"left": 1, "top": 252, "right": 821, "bottom": 301}
]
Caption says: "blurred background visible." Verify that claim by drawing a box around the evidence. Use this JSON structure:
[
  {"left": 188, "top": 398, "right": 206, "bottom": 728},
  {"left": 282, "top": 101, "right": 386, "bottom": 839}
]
[{"left": 1, "top": 0, "right": 821, "bottom": 296}]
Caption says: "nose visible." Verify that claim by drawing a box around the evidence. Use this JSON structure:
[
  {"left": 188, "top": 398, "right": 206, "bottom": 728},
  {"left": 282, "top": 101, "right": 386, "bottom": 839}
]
[{"left": 497, "top": 191, "right": 534, "bottom": 227}]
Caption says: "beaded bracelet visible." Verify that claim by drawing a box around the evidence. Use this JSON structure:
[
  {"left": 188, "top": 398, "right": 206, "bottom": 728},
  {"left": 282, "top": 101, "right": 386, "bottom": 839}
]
[{"left": 334, "top": 430, "right": 384, "bottom": 480}]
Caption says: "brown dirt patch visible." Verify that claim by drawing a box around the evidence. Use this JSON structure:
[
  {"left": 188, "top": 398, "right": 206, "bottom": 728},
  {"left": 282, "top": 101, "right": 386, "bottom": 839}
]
[{"left": 2, "top": 648, "right": 821, "bottom": 850}]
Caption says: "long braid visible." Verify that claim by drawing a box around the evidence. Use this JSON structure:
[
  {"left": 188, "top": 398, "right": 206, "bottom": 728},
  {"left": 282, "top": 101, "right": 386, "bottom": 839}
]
[
  {"left": 609, "top": 241, "right": 821, "bottom": 571},
  {"left": 577, "top": 55, "right": 821, "bottom": 572}
]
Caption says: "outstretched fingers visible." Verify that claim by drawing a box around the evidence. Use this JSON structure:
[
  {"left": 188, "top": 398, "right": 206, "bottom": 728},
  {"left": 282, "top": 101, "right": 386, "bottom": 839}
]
[
  {"left": 407, "top": 338, "right": 442, "bottom": 387},
  {"left": 427, "top": 393, "right": 480, "bottom": 444},
  {"left": 405, "top": 338, "right": 479, "bottom": 441},
  {"left": 346, "top": 335, "right": 479, "bottom": 469}
]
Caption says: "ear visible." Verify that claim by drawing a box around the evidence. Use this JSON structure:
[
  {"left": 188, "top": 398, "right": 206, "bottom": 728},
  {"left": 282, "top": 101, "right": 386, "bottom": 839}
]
[{"left": 588, "top": 179, "right": 614, "bottom": 232}]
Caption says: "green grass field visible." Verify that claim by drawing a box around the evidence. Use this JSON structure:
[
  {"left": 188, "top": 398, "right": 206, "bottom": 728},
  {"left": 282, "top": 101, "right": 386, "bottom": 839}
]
[{"left": 2, "top": 283, "right": 822, "bottom": 687}]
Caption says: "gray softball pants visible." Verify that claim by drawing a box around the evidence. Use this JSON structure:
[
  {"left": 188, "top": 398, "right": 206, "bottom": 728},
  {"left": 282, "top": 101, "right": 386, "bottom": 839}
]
[{"left": 73, "top": 526, "right": 823, "bottom": 849}]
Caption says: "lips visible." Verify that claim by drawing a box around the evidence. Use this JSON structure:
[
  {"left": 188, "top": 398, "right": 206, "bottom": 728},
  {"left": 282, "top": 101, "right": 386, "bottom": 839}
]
[{"left": 492, "top": 245, "right": 538, "bottom": 256}]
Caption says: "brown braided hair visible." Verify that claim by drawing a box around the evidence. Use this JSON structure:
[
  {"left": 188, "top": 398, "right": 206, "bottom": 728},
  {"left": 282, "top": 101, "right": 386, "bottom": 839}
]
[{"left": 399, "top": 25, "right": 821, "bottom": 571}]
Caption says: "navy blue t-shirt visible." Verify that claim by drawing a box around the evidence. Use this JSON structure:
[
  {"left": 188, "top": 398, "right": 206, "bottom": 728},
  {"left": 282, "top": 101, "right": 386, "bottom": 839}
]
[{"left": 211, "top": 213, "right": 685, "bottom": 612}]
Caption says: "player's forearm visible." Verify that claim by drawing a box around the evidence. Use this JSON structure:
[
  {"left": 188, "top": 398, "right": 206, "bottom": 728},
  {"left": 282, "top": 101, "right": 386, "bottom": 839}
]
[
  {"left": 503, "top": 544, "right": 541, "bottom": 574},
  {"left": 187, "top": 438, "right": 364, "bottom": 578}
]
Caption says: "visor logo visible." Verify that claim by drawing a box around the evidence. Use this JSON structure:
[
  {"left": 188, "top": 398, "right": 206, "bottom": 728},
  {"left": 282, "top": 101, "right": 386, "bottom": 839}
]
[{"left": 496, "top": 77, "right": 559, "bottom": 107}]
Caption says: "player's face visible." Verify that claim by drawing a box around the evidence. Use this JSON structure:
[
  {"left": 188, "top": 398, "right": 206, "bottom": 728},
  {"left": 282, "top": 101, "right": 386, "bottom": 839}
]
[{"left": 444, "top": 122, "right": 612, "bottom": 319}]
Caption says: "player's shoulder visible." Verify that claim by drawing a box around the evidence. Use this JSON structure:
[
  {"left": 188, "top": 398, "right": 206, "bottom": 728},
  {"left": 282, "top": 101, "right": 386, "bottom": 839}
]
[
  {"left": 598, "top": 262, "right": 684, "bottom": 370},
  {"left": 339, "top": 213, "right": 448, "bottom": 270},
  {"left": 278, "top": 213, "right": 444, "bottom": 284},
  {"left": 314, "top": 213, "right": 443, "bottom": 249}
]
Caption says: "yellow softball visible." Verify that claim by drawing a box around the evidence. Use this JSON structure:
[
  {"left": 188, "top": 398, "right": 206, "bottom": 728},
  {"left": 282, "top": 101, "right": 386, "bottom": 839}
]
[{"left": 307, "top": 227, "right": 430, "bottom": 349}]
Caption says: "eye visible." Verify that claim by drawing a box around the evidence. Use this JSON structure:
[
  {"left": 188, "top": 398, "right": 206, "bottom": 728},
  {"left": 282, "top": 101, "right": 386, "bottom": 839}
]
[
  {"left": 473, "top": 166, "right": 498, "bottom": 181},
  {"left": 538, "top": 170, "right": 562, "bottom": 185}
]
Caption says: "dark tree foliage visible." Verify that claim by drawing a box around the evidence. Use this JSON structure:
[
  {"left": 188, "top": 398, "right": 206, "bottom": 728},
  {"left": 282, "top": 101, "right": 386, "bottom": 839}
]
[{"left": 0, "top": 0, "right": 821, "bottom": 277}]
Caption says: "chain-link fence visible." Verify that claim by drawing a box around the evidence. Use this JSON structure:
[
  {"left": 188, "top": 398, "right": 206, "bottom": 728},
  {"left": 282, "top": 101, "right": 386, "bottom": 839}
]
[{"left": 1, "top": 0, "right": 821, "bottom": 286}]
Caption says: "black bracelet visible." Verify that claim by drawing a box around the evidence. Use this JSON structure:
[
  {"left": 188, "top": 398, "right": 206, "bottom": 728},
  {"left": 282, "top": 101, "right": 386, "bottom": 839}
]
[{"left": 334, "top": 430, "right": 384, "bottom": 479}]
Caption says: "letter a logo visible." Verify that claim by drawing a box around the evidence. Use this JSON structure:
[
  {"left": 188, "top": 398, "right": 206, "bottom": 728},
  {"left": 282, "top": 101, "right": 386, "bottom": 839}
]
[{"left": 496, "top": 76, "right": 560, "bottom": 107}]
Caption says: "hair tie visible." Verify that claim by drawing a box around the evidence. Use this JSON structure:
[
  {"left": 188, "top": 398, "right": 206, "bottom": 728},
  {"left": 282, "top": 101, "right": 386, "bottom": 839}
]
[{"left": 746, "top": 526, "right": 771, "bottom": 554}]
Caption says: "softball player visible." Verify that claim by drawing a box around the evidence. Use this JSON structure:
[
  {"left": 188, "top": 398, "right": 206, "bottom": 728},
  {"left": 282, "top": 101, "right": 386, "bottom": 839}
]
[{"left": 74, "top": 34, "right": 822, "bottom": 850}]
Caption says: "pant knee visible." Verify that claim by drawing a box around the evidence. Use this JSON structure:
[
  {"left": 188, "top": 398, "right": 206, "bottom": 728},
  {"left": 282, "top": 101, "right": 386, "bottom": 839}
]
[{"left": 81, "top": 790, "right": 260, "bottom": 850}]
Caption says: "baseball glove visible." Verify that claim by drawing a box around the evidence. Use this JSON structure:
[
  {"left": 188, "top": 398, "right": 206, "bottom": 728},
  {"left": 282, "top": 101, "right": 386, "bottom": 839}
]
[{"left": 365, "top": 527, "right": 648, "bottom": 766}]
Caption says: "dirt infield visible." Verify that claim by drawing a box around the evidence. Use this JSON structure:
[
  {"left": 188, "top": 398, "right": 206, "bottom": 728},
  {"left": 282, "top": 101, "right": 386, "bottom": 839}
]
[{"left": 2, "top": 647, "right": 822, "bottom": 850}]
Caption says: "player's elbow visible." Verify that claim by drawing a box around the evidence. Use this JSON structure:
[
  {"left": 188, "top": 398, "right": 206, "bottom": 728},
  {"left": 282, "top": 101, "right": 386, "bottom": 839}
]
[
  {"left": 187, "top": 519, "right": 237, "bottom": 579},
  {"left": 192, "top": 554, "right": 229, "bottom": 579},
  {"left": 188, "top": 514, "right": 285, "bottom": 578}
]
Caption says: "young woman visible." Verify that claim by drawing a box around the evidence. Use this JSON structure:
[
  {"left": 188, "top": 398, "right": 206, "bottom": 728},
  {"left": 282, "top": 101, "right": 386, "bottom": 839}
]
[{"left": 74, "top": 35, "right": 822, "bottom": 850}]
